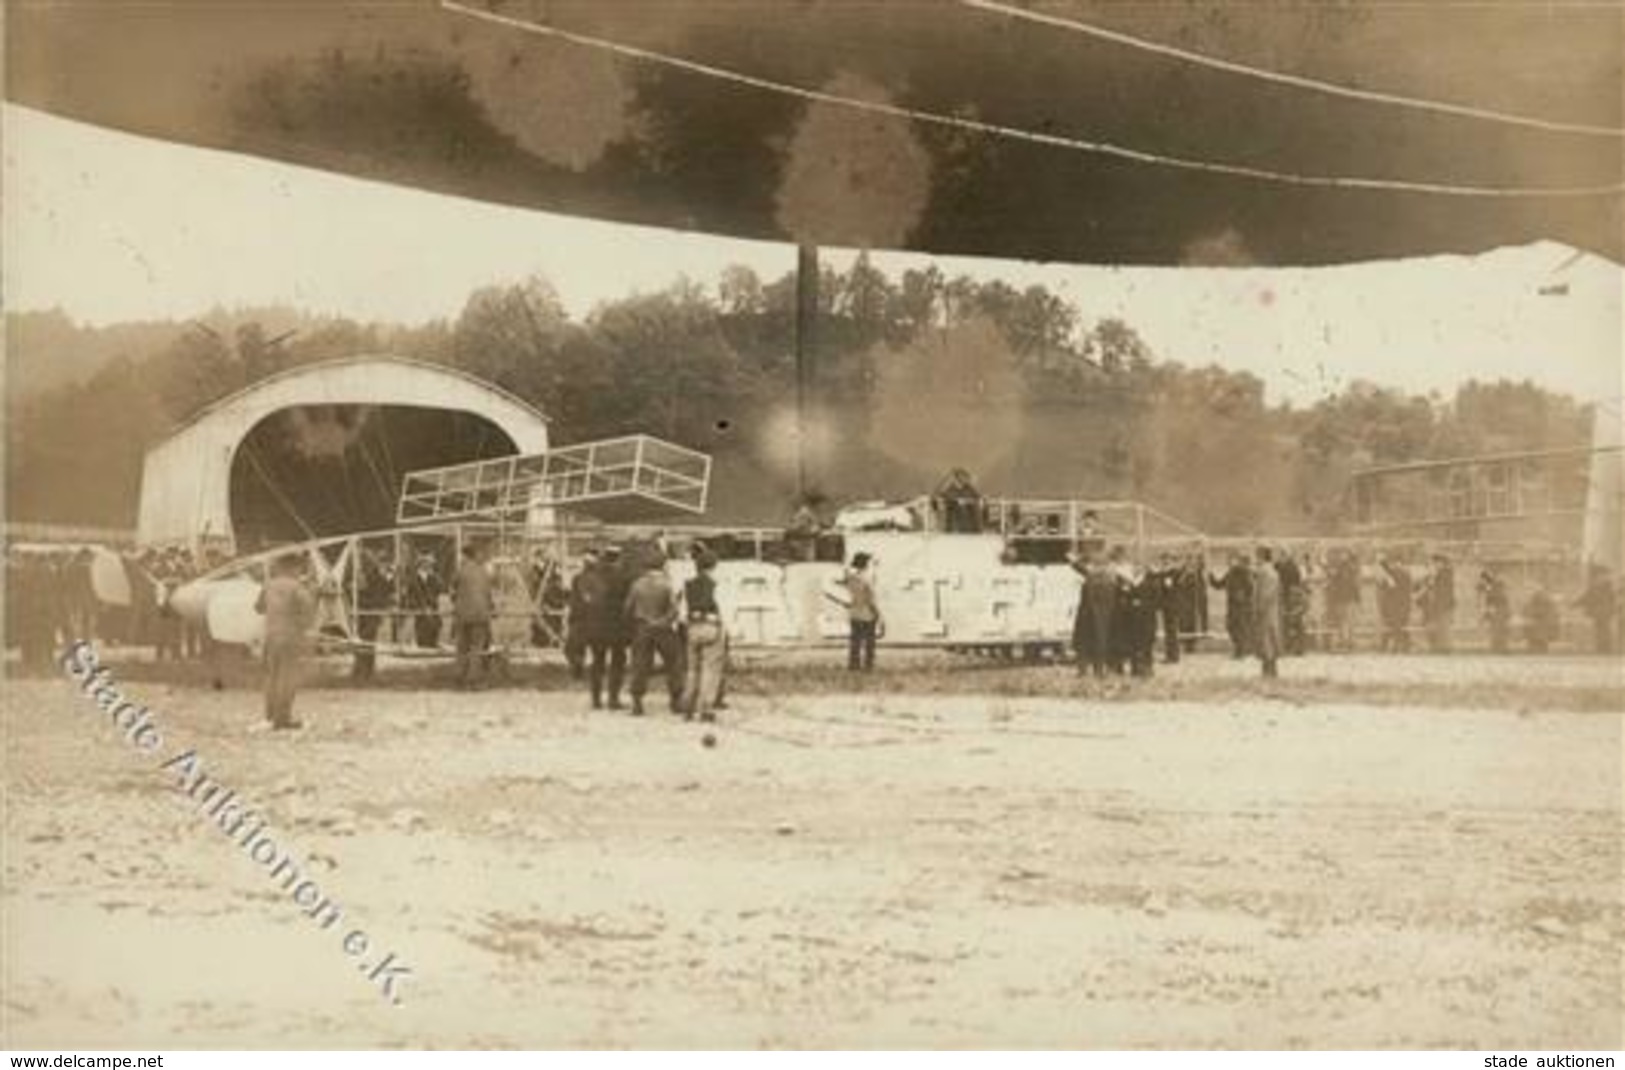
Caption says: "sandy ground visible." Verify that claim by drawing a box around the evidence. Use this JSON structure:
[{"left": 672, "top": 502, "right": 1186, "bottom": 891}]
[{"left": 2, "top": 651, "right": 1622, "bottom": 1049}]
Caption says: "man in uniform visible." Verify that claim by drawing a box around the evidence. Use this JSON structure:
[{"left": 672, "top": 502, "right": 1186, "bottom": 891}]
[{"left": 256, "top": 555, "right": 316, "bottom": 730}]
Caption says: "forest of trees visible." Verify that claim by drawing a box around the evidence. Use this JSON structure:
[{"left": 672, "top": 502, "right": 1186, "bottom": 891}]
[{"left": 5, "top": 255, "right": 1594, "bottom": 536}]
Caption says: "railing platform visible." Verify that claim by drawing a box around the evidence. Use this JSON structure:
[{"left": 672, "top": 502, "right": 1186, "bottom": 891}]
[{"left": 396, "top": 434, "right": 711, "bottom": 525}]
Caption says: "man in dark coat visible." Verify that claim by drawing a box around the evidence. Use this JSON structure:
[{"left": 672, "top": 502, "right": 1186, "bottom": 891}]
[
  {"left": 351, "top": 549, "right": 392, "bottom": 682},
  {"left": 405, "top": 553, "right": 443, "bottom": 649},
  {"left": 936, "top": 468, "right": 984, "bottom": 534},
  {"left": 1070, "top": 551, "right": 1117, "bottom": 678},
  {"left": 1421, "top": 554, "right": 1457, "bottom": 653},
  {"left": 624, "top": 555, "right": 683, "bottom": 717},
  {"left": 1276, "top": 551, "right": 1307, "bottom": 655},
  {"left": 1377, "top": 556, "right": 1413, "bottom": 653},
  {"left": 578, "top": 547, "right": 631, "bottom": 709},
  {"left": 1325, "top": 550, "right": 1362, "bottom": 652},
  {"left": 1254, "top": 547, "right": 1283, "bottom": 678},
  {"left": 1524, "top": 586, "right": 1560, "bottom": 653},
  {"left": 63, "top": 547, "right": 97, "bottom": 644},
  {"left": 11, "top": 551, "right": 56, "bottom": 673},
  {"left": 152, "top": 551, "right": 182, "bottom": 663},
  {"left": 1177, "top": 555, "right": 1208, "bottom": 655},
  {"left": 1122, "top": 566, "right": 1160, "bottom": 678},
  {"left": 1478, "top": 569, "right": 1511, "bottom": 654},
  {"left": 1211, "top": 553, "right": 1254, "bottom": 658},
  {"left": 547, "top": 556, "right": 583, "bottom": 677},
  {"left": 452, "top": 543, "right": 494, "bottom": 689},
  {"left": 1149, "top": 553, "right": 1183, "bottom": 664}
]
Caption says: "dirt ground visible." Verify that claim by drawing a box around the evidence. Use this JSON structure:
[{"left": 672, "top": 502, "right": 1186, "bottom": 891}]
[{"left": 3, "top": 649, "right": 1622, "bottom": 1049}]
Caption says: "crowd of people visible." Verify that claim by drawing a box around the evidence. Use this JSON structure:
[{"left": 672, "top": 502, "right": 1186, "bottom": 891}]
[
  {"left": 4, "top": 542, "right": 223, "bottom": 673},
  {"left": 1225, "top": 548, "right": 1619, "bottom": 661},
  {"left": 907, "top": 469, "right": 1623, "bottom": 667},
  {"left": 1066, "top": 546, "right": 1209, "bottom": 678},
  {"left": 1103, "top": 543, "right": 1621, "bottom": 678},
  {"left": 553, "top": 540, "right": 730, "bottom": 720},
  {"left": 6, "top": 522, "right": 1622, "bottom": 728}
]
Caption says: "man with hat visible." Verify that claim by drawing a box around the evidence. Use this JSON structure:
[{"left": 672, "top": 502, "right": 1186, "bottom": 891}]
[
  {"left": 624, "top": 549, "right": 683, "bottom": 716},
  {"left": 838, "top": 552, "right": 881, "bottom": 671},
  {"left": 561, "top": 547, "right": 598, "bottom": 680},
  {"left": 578, "top": 545, "right": 632, "bottom": 709},
  {"left": 406, "top": 551, "right": 443, "bottom": 649},
  {"left": 936, "top": 468, "right": 984, "bottom": 534}
]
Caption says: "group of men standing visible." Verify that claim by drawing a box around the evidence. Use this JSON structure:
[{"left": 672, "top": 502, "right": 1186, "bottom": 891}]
[
  {"left": 1221, "top": 547, "right": 1621, "bottom": 658},
  {"left": 6, "top": 547, "right": 97, "bottom": 672},
  {"left": 5, "top": 544, "right": 222, "bottom": 672},
  {"left": 565, "top": 542, "right": 727, "bottom": 721},
  {"left": 1373, "top": 554, "right": 1458, "bottom": 653},
  {"left": 1069, "top": 547, "right": 1217, "bottom": 678},
  {"left": 24, "top": 525, "right": 1620, "bottom": 733},
  {"left": 1210, "top": 547, "right": 1302, "bottom": 671}
]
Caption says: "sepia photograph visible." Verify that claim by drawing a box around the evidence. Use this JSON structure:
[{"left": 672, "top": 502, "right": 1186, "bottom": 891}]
[{"left": 2, "top": 0, "right": 1622, "bottom": 1055}]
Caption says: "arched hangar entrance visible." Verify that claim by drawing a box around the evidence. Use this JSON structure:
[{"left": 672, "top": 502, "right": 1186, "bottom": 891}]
[{"left": 136, "top": 356, "right": 550, "bottom": 550}]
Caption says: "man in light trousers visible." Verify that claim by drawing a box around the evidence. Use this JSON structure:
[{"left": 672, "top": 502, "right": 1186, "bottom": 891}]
[{"left": 682, "top": 552, "right": 727, "bottom": 722}]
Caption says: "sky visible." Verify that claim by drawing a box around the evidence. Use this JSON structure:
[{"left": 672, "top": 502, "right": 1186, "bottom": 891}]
[{"left": 4, "top": 103, "right": 1620, "bottom": 409}]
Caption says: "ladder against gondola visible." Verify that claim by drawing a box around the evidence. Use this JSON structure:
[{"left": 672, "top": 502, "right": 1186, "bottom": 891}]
[{"left": 395, "top": 434, "right": 712, "bottom": 525}]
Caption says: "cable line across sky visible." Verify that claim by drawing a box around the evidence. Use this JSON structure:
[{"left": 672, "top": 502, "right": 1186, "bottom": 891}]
[
  {"left": 440, "top": 0, "right": 1624, "bottom": 199},
  {"left": 961, "top": 0, "right": 1625, "bottom": 140}
]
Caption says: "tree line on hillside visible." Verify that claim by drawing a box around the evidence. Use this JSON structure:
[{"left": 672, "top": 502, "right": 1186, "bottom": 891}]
[{"left": 5, "top": 255, "right": 1593, "bottom": 534}]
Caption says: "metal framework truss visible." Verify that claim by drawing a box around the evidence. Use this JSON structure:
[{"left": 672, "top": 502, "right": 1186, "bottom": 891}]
[{"left": 395, "top": 434, "right": 711, "bottom": 525}]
